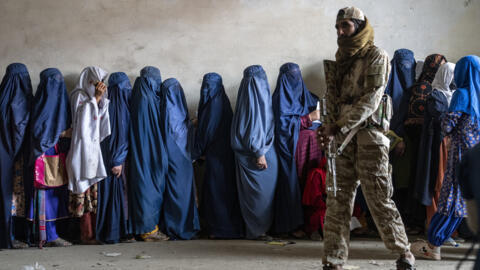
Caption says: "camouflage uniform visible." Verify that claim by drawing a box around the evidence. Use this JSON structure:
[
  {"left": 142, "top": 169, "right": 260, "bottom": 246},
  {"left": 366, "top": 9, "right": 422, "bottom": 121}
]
[{"left": 322, "top": 45, "right": 411, "bottom": 265}]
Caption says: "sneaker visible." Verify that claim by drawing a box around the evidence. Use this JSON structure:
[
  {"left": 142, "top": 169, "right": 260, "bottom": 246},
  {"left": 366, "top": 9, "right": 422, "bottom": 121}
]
[{"left": 411, "top": 240, "right": 441, "bottom": 260}]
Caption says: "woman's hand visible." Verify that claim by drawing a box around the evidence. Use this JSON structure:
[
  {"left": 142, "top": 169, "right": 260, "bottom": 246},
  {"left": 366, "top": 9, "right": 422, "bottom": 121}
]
[
  {"left": 94, "top": 81, "right": 107, "bottom": 103},
  {"left": 394, "top": 141, "right": 406, "bottom": 156},
  {"left": 111, "top": 165, "right": 123, "bottom": 177},
  {"left": 60, "top": 128, "right": 73, "bottom": 138},
  {"left": 256, "top": 155, "right": 268, "bottom": 170},
  {"left": 308, "top": 110, "right": 321, "bottom": 122}
]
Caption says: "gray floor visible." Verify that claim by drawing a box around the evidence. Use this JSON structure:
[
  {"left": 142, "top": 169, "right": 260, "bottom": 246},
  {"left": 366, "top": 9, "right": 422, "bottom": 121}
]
[{"left": 0, "top": 239, "right": 475, "bottom": 270}]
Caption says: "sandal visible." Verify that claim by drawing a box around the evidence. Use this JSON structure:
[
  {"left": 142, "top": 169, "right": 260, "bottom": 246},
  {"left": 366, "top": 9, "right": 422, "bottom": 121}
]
[
  {"left": 44, "top": 238, "right": 72, "bottom": 247},
  {"left": 12, "top": 240, "right": 29, "bottom": 249},
  {"left": 290, "top": 230, "right": 307, "bottom": 239},
  {"left": 255, "top": 234, "right": 273, "bottom": 241},
  {"left": 142, "top": 231, "right": 169, "bottom": 242}
]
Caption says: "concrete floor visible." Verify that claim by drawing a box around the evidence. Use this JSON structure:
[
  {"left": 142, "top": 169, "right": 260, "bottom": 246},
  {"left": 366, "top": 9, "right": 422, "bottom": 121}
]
[{"left": 0, "top": 239, "right": 475, "bottom": 270}]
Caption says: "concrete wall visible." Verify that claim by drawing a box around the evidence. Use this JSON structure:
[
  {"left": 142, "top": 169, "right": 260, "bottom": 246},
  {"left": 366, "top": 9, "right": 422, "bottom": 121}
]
[{"left": 1, "top": 0, "right": 479, "bottom": 112}]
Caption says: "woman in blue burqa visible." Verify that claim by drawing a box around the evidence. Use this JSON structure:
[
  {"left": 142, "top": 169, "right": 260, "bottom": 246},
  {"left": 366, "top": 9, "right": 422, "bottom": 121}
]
[
  {"left": 160, "top": 78, "right": 200, "bottom": 240},
  {"left": 231, "top": 65, "right": 278, "bottom": 240},
  {"left": 384, "top": 49, "right": 416, "bottom": 221},
  {"left": 24, "top": 68, "right": 71, "bottom": 248},
  {"left": 271, "top": 62, "right": 319, "bottom": 236},
  {"left": 193, "top": 72, "right": 244, "bottom": 239},
  {"left": 0, "top": 63, "right": 32, "bottom": 249},
  {"left": 128, "top": 66, "right": 169, "bottom": 241},
  {"left": 96, "top": 72, "right": 131, "bottom": 244}
]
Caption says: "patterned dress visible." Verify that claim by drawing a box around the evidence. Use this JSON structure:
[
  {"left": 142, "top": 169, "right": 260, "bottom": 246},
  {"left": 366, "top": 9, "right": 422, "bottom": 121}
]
[{"left": 437, "top": 112, "right": 480, "bottom": 217}]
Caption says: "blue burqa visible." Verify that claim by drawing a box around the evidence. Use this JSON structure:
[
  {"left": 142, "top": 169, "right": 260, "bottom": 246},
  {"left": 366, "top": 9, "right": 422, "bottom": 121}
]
[
  {"left": 0, "top": 63, "right": 32, "bottom": 248},
  {"left": 272, "top": 63, "right": 317, "bottom": 233},
  {"left": 449, "top": 55, "right": 480, "bottom": 125},
  {"left": 160, "top": 78, "right": 200, "bottom": 240},
  {"left": 97, "top": 72, "right": 131, "bottom": 243},
  {"left": 193, "top": 72, "right": 244, "bottom": 238},
  {"left": 25, "top": 68, "right": 71, "bottom": 243},
  {"left": 128, "top": 68, "right": 168, "bottom": 235},
  {"left": 384, "top": 49, "right": 416, "bottom": 137},
  {"left": 231, "top": 65, "right": 278, "bottom": 239}
]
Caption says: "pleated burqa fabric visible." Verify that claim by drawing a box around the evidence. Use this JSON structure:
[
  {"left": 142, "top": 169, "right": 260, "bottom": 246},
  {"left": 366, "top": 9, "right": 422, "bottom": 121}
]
[
  {"left": 128, "top": 67, "right": 168, "bottom": 235},
  {"left": 384, "top": 49, "right": 416, "bottom": 137},
  {"left": 0, "top": 63, "right": 32, "bottom": 249},
  {"left": 231, "top": 65, "right": 278, "bottom": 239},
  {"left": 160, "top": 78, "right": 200, "bottom": 240},
  {"left": 24, "top": 68, "right": 71, "bottom": 244},
  {"left": 96, "top": 72, "right": 131, "bottom": 243},
  {"left": 193, "top": 72, "right": 244, "bottom": 238},
  {"left": 271, "top": 63, "right": 317, "bottom": 233}
]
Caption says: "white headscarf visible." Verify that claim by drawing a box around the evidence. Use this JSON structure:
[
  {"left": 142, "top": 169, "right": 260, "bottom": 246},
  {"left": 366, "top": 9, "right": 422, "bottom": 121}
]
[
  {"left": 71, "top": 66, "right": 109, "bottom": 99},
  {"left": 432, "top": 62, "right": 456, "bottom": 105},
  {"left": 415, "top": 60, "right": 424, "bottom": 80}
]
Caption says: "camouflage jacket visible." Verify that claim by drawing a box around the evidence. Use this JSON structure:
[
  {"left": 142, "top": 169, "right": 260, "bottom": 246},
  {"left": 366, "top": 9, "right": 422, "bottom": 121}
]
[{"left": 325, "top": 45, "right": 391, "bottom": 146}]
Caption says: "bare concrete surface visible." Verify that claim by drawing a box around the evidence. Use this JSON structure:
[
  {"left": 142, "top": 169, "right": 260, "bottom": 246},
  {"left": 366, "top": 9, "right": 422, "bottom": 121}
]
[{"left": 0, "top": 239, "right": 475, "bottom": 270}]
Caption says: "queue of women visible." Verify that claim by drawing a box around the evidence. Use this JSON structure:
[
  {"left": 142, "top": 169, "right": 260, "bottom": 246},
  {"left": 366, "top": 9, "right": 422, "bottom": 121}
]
[
  {"left": 0, "top": 62, "right": 322, "bottom": 249},
  {"left": 0, "top": 53, "right": 479, "bottom": 261}
]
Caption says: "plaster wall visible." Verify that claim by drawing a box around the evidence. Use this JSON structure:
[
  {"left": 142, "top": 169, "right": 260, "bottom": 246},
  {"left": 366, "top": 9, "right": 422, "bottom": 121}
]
[{"left": 1, "top": 0, "right": 479, "bottom": 110}]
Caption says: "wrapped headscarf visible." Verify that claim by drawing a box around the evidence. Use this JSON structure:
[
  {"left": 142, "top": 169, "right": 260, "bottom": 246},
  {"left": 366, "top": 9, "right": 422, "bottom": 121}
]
[
  {"left": 407, "top": 54, "right": 447, "bottom": 121},
  {"left": 335, "top": 7, "right": 374, "bottom": 76},
  {"left": 449, "top": 55, "right": 480, "bottom": 125},
  {"left": 432, "top": 62, "right": 456, "bottom": 105}
]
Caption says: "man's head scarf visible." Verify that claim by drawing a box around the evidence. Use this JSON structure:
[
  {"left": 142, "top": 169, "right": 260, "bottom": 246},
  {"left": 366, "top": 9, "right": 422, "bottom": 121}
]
[{"left": 335, "top": 7, "right": 374, "bottom": 76}]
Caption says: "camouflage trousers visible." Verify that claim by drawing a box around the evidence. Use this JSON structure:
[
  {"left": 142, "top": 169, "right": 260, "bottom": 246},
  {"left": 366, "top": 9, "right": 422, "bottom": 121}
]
[{"left": 322, "top": 141, "right": 410, "bottom": 265}]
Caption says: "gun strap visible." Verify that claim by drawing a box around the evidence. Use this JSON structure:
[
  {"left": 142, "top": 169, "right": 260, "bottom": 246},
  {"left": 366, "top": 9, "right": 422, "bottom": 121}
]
[{"left": 336, "top": 125, "right": 362, "bottom": 156}]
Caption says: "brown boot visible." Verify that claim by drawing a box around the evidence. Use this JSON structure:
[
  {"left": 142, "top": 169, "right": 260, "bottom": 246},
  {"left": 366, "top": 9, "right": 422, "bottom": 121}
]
[{"left": 396, "top": 251, "right": 416, "bottom": 270}]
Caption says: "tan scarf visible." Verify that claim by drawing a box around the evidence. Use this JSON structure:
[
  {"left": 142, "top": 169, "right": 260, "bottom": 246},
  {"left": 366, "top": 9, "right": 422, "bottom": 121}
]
[{"left": 335, "top": 18, "right": 375, "bottom": 76}]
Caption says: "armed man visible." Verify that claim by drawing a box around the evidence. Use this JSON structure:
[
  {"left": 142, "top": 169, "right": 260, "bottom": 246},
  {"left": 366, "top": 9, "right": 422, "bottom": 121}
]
[{"left": 318, "top": 7, "right": 416, "bottom": 270}]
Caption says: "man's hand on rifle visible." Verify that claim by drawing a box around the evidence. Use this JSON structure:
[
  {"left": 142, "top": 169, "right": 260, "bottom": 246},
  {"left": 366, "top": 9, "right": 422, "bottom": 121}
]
[{"left": 317, "top": 124, "right": 339, "bottom": 150}]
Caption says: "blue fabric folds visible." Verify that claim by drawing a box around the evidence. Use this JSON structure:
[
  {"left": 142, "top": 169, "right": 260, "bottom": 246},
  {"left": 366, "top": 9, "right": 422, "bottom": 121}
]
[
  {"left": 427, "top": 206, "right": 462, "bottom": 246},
  {"left": 29, "top": 68, "right": 71, "bottom": 161},
  {"left": 140, "top": 66, "right": 162, "bottom": 92},
  {"left": 194, "top": 72, "right": 244, "bottom": 238},
  {"left": 0, "top": 63, "right": 32, "bottom": 249},
  {"left": 272, "top": 63, "right": 316, "bottom": 233},
  {"left": 414, "top": 90, "right": 449, "bottom": 206},
  {"left": 160, "top": 78, "right": 200, "bottom": 240},
  {"left": 231, "top": 65, "right": 278, "bottom": 239},
  {"left": 385, "top": 49, "right": 416, "bottom": 136},
  {"left": 449, "top": 55, "right": 480, "bottom": 125},
  {"left": 128, "top": 68, "right": 168, "bottom": 235},
  {"left": 97, "top": 72, "right": 131, "bottom": 243}
]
